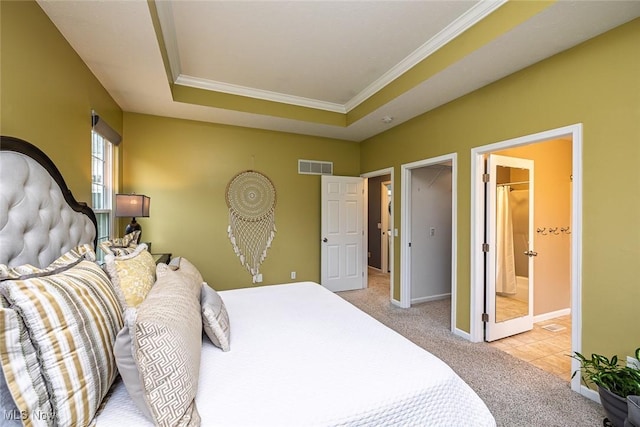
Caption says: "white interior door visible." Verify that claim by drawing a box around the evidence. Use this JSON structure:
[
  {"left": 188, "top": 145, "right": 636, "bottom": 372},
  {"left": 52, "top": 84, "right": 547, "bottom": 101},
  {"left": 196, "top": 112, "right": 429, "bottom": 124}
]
[
  {"left": 321, "top": 175, "right": 365, "bottom": 292},
  {"left": 486, "top": 154, "right": 535, "bottom": 342}
]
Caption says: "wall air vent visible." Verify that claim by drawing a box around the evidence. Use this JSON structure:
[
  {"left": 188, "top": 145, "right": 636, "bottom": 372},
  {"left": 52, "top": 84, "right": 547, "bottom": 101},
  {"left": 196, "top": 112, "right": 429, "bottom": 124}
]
[{"left": 298, "top": 159, "right": 333, "bottom": 175}]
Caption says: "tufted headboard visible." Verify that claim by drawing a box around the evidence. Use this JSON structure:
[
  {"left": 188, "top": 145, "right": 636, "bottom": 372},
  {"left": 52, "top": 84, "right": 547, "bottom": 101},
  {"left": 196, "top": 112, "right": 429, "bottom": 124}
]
[{"left": 0, "top": 136, "right": 97, "bottom": 268}]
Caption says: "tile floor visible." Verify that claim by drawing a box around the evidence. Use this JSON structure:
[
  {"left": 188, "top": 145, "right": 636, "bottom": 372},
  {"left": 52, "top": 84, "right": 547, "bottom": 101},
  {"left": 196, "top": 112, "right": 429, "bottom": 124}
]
[
  {"left": 488, "top": 315, "right": 573, "bottom": 381},
  {"left": 367, "top": 268, "right": 573, "bottom": 381}
]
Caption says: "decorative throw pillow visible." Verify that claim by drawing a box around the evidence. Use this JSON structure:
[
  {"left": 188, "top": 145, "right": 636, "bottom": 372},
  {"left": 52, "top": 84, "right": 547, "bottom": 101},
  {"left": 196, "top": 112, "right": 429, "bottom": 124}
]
[
  {"left": 98, "top": 230, "right": 141, "bottom": 256},
  {"left": 114, "top": 265, "right": 203, "bottom": 427},
  {"left": 0, "top": 258, "right": 123, "bottom": 427},
  {"left": 201, "top": 284, "right": 231, "bottom": 352},
  {"left": 163, "top": 256, "right": 204, "bottom": 284},
  {"left": 0, "top": 297, "right": 43, "bottom": 426},
  {"left": 0, "top": 245, "right": 97, "bottom": 425},
  {"left": 0, "top": 243, "right": 95, "bottom": 280},
  {"left": 104, "top": 244, "right": 156, "bottom": 308}
]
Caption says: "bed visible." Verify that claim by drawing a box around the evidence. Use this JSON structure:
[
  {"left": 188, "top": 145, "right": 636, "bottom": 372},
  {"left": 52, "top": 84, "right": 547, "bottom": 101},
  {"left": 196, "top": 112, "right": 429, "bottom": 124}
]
[{"left": 0, "top": 136, "right": 495, "bottom": 427}]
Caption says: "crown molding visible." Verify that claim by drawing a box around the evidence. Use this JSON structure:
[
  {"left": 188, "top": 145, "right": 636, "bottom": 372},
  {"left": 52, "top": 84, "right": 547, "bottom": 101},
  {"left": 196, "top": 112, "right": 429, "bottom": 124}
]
[
  {"left": 175, "top": 74, "right": 347, "bottom": 113},
  {"left": 156, "top": 0, "right": 506, "bottom": 116},
  {"left": 154, "top": 0, "right": 181, "bottom": 82},
  {"left": 344, "top": 0, "right": 508, "bottom": 112}
]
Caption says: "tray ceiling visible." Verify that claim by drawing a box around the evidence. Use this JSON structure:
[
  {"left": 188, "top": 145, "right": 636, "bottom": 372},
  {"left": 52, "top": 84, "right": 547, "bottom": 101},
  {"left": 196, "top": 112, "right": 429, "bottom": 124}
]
[{"left": 37, "top": 0, "right": 640, "bottom": 141}]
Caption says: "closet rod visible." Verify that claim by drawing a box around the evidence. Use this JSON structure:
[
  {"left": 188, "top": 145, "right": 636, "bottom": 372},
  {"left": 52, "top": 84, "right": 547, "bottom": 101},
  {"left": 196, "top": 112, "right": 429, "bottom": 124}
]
[{"left": 497, "top": 180, "right": 529, "bottom": 186}]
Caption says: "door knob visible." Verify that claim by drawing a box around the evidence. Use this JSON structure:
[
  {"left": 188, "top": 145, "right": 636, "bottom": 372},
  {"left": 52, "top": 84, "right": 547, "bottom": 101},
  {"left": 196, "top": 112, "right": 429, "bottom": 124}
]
[
  {"left": 322, "top": 238, "right": 328, "bottom": 243},
  {"left": 524, "top": 250, "right": 538, "bottom": 257}
]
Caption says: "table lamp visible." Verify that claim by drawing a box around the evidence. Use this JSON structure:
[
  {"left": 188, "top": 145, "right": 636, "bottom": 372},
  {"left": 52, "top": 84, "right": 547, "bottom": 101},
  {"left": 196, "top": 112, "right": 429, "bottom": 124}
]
[{"left": 115, "top": 194, "right": 150, "bottom": 241}]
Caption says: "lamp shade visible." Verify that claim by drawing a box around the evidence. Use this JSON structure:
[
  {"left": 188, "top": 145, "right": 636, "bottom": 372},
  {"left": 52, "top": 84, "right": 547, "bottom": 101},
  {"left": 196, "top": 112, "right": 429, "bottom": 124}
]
[{"left": 115, "top": 194, "right": 150, "bottom": 218}]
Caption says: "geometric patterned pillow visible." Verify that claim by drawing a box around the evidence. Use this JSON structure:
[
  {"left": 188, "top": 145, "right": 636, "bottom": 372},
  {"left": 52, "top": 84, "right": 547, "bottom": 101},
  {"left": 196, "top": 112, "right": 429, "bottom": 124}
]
[
  {"left": 0, "top": 260, "right": 123, "bottom": 427},
  {"left": 104, "top": 244, "right": 156, "bottom": 308},
  {"left": 201, "top": 284, "right": 231, "bottom": 352},
  {"left": 98, "top": 230, "right": 141, "bottom": 257},
  {"left": 114, "top": 265, "right": 203, "bottom": 427}
]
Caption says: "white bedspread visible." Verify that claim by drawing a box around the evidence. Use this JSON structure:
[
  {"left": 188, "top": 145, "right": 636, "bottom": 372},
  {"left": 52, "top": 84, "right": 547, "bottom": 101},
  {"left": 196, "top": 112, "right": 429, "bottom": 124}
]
[{"left": 96, "top": 282, "right": 495, "bottom": 426}]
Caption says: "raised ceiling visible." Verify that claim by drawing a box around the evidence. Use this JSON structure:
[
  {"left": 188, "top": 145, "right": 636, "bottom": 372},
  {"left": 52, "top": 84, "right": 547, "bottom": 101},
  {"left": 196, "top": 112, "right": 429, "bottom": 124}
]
[{"left": 37, "top": 0, "right": 640, "bottom": 142}]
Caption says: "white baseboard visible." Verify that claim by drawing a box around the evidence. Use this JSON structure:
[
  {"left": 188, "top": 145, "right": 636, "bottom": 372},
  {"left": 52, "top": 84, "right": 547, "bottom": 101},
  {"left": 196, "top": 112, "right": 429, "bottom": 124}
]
[
  {"left": 533, "top": 308, "right": 571, "bottom": 323},
  {"left": 580, "top": 385, "right": 601, "bottom": 404},
  {"left": 453, "top": 327, "right": 471, "bottom": 341},
  {"left": 411, "top": 293, "right": 451, "bottom": 305}
]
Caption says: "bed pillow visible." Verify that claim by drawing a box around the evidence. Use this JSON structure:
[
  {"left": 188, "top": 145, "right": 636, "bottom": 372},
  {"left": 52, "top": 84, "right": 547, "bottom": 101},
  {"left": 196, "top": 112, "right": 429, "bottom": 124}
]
[
  {"left": 114, "top": 262, "right": 203, "bottom": 427},
  {"left": 104, "top": 244, "right": 156, "bottom": 308},
  {"left": 0, "top": 243, "right": 95, "bottom": 280},
  {"left": 0, "top": 245, "right": 97, "bottom": 425},
  {"left": 201, "top": 284, "right": 231, "bottom": 351},
  {"left": 0, "top": 257, "right": 123, "bottom": 427},
  {"left": 0, "top": 297, "right": 42, "bottom": 426},
  {"left": 98, "top": 230, "right": 140, "bottom": 256},
  {"left": 166, "top": 256, "right": 204, "bottom": 284}
]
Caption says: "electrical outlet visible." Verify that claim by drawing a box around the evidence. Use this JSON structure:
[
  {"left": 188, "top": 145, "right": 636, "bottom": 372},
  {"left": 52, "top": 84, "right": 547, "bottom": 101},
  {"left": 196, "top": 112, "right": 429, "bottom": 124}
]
[
  {"left": 255, "top": 274, "right": 263, "bottom": 283},
  {"left": 291, "top": 271, "right": 296, "bottom": 280},
  {"left": 628, "top": 356, "right": 640, "bottom": 370},
  {"left": 429, "top": 227, "right": 436, "bottom": 237}
]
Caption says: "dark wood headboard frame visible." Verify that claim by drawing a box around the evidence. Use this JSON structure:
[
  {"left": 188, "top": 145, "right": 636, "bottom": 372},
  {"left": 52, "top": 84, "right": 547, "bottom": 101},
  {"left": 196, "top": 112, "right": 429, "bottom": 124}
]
[{"left": 0, "top": 135, "right": 98, "bottom": 250}]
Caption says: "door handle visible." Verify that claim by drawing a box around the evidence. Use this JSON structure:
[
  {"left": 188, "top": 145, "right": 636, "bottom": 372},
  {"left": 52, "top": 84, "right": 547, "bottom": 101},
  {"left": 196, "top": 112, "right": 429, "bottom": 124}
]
[
  {"left": 322, "top": 238, "right": 328, "bottom": 243},
  {"left": 524, "top": 250, "right": 538, "bottom": 257}
]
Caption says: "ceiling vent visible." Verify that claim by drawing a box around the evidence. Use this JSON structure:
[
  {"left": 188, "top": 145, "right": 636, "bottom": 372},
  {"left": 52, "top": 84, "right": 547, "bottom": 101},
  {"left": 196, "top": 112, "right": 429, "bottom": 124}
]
[{"left": 298, "top": 159, "right": 333, "bottom": 175}]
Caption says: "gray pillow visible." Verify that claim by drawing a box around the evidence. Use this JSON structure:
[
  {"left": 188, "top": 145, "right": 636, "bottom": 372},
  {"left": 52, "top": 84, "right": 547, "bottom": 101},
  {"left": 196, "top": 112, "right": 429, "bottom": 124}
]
[{"left": 201, "top": 284, "right": 231, "bottom": 352}]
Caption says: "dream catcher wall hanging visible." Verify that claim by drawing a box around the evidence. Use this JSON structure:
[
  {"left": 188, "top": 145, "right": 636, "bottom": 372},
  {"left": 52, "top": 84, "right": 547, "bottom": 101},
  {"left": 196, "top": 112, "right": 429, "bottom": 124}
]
[{"left": 225, "top": 170, "right": 276, "bottom": 283}]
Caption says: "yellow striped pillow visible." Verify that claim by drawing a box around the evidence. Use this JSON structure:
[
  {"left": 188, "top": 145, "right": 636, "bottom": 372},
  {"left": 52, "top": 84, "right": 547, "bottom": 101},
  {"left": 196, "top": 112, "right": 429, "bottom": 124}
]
[
  {"left": 0, "top": 243, "right": 95, "bottom": 280},
  {"left": 0, "top": 259, "right": 123, "bottom": 427}
]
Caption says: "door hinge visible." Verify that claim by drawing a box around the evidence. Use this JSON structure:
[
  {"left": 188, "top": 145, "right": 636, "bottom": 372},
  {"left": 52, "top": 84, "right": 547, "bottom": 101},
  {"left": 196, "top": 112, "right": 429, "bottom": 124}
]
[
  {"left": 408, "top": 242, "right": 412, "bottom": 248},
  {"left": 482, "top": 173, "right": 490, "bottom": 183},
  {"left": 482, "top": 243, "right": 489, "bottom": 252},
  {"left": 482, "top": 313, "right": 489, "bottom": 322}
]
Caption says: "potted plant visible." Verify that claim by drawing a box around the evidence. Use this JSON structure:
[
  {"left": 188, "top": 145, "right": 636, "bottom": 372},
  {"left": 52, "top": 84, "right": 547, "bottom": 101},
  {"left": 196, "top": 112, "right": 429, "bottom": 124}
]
[{"left": 572, "top": 347, "right": 640, "bottom": 427}]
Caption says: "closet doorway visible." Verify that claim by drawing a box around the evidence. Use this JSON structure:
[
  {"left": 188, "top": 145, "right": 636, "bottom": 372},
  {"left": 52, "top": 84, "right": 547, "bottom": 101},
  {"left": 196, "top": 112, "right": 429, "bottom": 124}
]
[
  {"left": 400, "top": 153, "right": 457, "bottom": 332},
  {"left": 470, "top": 124, "right": 583, "bottom": 394}
]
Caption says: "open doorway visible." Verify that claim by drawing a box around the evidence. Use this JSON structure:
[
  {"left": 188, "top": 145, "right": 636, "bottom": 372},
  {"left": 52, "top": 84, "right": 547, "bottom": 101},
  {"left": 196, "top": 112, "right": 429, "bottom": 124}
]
[
  {"left": 470, "top": 124, "right": 584, "bottom": 396},
  {"left": 362, "top": 168, "right": 394, "bottom": 303},
  {"left": 487, "top": 139, "right": 573, "bottom": 381},
  {"left": 400, "top": 154, "right": 457, "bottom": 333}
]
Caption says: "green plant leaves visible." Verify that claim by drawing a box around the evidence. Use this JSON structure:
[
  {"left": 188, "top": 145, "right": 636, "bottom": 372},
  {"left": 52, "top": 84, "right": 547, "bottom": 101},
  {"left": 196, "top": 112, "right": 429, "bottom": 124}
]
[{"left": 571, "top": 347, "right": 640, "bottom": 398}]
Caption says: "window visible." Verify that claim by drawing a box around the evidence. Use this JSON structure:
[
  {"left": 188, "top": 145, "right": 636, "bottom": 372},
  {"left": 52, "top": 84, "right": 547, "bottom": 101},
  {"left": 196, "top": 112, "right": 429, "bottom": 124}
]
[{"left": 91, "top": 130, "right": 114, "bottom": 262}]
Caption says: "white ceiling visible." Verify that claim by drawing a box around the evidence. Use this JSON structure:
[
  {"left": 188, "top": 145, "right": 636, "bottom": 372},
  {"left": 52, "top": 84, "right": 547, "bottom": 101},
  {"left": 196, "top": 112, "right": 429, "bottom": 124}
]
[{"left": 37, "top": 0, "right": 640, "bottom": 142}]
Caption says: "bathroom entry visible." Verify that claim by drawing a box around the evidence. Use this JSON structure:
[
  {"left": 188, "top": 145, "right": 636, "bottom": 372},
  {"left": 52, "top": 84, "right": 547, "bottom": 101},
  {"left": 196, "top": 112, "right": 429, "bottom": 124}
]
[{"left": 485, "top": 154, "right": 534, "bottom": 341}]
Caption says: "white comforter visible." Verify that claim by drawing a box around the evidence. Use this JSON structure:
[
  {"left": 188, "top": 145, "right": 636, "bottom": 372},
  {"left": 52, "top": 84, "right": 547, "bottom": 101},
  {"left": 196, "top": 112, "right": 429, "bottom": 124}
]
[{"left": 96, "top": 282, "right": 495, "bottom": 426}]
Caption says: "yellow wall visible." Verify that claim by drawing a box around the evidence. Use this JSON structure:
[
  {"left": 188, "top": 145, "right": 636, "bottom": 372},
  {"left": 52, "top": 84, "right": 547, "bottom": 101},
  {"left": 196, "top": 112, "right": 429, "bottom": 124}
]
[
  {"left": 0, "top": 0, "right": 123, "bottom": 202},
  {"left": 2, "top": 0, "right": 637, "bottom": 360},
  {"left": 122, "top": 113, "right": 359, "bottom": 289},
  {"left": 360, "top": 19, "right": 640, "bottom": 358}
]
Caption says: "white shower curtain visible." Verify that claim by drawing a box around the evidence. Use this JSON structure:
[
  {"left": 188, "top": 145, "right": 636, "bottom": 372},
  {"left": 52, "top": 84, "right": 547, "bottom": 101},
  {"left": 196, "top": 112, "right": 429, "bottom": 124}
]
[{"left": 496, "top": 186, "right": 517, "bottom": 294}]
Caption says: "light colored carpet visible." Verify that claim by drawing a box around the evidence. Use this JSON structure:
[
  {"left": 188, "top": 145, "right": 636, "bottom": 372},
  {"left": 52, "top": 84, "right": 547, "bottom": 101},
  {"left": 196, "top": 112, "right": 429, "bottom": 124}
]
[{"left": 337, "top": 270, "right": 604, "bottom": 427}]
